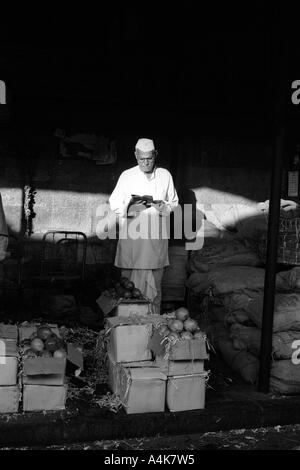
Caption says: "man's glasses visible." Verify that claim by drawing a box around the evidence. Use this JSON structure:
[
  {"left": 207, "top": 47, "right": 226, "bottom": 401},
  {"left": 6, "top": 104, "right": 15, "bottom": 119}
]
[
  {"left": 135, "top": 151, "right": 157, "bottom": 163},
  {"left": 137, "top": 157, "right": 155, "bottom": 162}
]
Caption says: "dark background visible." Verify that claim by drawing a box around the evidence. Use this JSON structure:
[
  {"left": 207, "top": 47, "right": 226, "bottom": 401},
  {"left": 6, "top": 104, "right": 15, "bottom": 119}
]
[{"left": 0, "top": 4, "right": 297, "bottom": 140}]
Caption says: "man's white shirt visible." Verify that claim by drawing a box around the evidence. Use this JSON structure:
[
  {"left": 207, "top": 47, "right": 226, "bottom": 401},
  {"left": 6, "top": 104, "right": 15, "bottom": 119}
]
[{"left": 109, "top": 165, "right": 179, "bottom": 269}]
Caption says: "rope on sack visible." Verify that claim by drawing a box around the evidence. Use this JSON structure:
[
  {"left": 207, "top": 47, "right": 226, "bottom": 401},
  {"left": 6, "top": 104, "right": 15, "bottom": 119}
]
[
  {"left": 121, "top": 367, "right": 132, "bottom": 410},
  {"left": 204, "top": 333, "right": 215, "bottom": 354},
  {"left": 204, "top": 370, "right": 213, "bottom": 389},
  {"left": 169, "top": 377, "right": 179, "bottom": 391}
]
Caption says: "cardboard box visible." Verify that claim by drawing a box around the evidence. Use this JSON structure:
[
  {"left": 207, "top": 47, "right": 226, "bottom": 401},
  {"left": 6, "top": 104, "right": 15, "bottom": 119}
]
[
  {"left": 23, "top": 384, "right": 67, "bottom": 411},
  {"left": 0, "top": 386, "right": 19, "bottom": 413},
  {"left": 97, "top": 293, "right": 152, "bottom": 317},
  {"left": 107, "top": 353, "right": 157, "bottom": 394},
  {"left": 0, "top": 356, "right": 18, "bottom": 385},
  {"left": 106, "top": 316, "right": 156, "bottom": 363},
  {"left": 149, "top": 329, "right": 209, "bottom": 361},
  {"left": 96, "top": 293, "right": 118, "bottom": 316},
  {"left": 0, "top": 324, "right": 18, "bottom": 340},
  {"left": 166, "top": 373, "right": 207, "bottom": 412},
  {"left": 0, "top": 338, "right": 18, "bottom": 357},
  {"left": 155, "top": 355, "right": 205, "bottom": 376},
  {"left": 18, "top": 323, "right": 61, "bottom": 342},
  {"left": 115, "top": 301, "right": 151, "bottom": 317},
  {"left": 22, "top": 357, "right": 66, "bottom": 385},
  {"left": 118, "top": 366, "right": 167, "bottom": 414},
  {"left": 21, "top": 343, "right": 83, "bottom": 386}
]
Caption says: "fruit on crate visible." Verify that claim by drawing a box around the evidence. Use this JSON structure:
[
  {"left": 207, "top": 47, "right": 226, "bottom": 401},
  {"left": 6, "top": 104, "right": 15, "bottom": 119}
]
[
  {"left": 36, "top": 326, "right": 53, "bottom": 341},
  {"left": 175, "top": 307, "right": 189, "bottom": 322},
  {"left": 120, "top": 276, "right": 130, "bottom": 287},
  {"left": 30, "top": 337, "right": 44, "bottom": 353},
  {"left": 168, "top": 332, "right": 180, "bottom": 342},
  {"left": 45, "top": 334, "right": 61, "bottom": 352},
  {"left": 158, "top": 307, "right": 206, "bottom": 341},
  {"left": 26, "top": 349, "right": 37, "bottom": 358},
  {"left": 113, "top": 277, "right": 145, "bottom": 300},
  {"left": 22, "top": 325, "right": 67, "bottom": 358},
  {"left": 180, "top": 331, "right": 193, "bottom": 340},
  {"left": 124, "top": 281, "right": 134, "bottom": 290},
  {"left": 41, "top": 350, "right": 52, "bottom": 358},
  {"left": 123, "top": 289, "right": 132, "bottom": 299},
  {"left": 157, "top": 324, "right": 170, "bottom": 337},
  {"left": 183, "top": 318, "right": 198, "bottom": 333},
  {"left": 132, "top": 288, "right": 141, "bottom": 298},
  {"left": 53, "top": 348, "right": 67, "bottom": 358},
  {"left": 169, "top": 319, "right": 184, "bottom": 333}
]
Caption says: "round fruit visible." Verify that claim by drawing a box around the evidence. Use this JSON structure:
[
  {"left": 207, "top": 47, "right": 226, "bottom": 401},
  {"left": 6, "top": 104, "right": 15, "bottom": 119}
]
[
  {"left": 167, "top": 319, "right": 176, "bottom": 329},
  {"left": 175, "top": 307, "right": 190, "bottom": 322},
  {"left": 123, "top": 290, "right": 132, "bottom": 299},
  {"left": 169, "top": 319, "right": 184, "bottom": 333},
  {"left": 30, "top": 337, "right": 44, "bottom": 353},
  {"left": 181, "top": 331, "right": 193, "bottom": 340},
  {"left": 124, "top": 281, "right": 135, "bottom": 291},
  {"left": 132, "top": 288, "right": 141, "bottom": 298},
  {"left": 183, "top": 318, "right": 198, "bottom": 332},
  {"left": 45, "top": 335, "right": 60, "bottom": 352},
  {"left": 120, "top": 276, "right": 129, "bottom": 287},
  {"left": 36, "top": 326, "right": 53, "bottom": 341},
  {"left": 157, "top": 324, "right": 170, "bottom": 337},
  {"left": 42, "top": 350, "right": 52, "bottom": 358},
  {"left": 167, "top": 332, "right": 179, "bottom": 342},
  {"left": 53, "top": 348, "right": 67, "bottom": 358},
  {"left": 26, "top": 349, "right": 37, "bottom": 358},
  {"left": 22, "top": 345, "right": 31, "bottom": 354}
]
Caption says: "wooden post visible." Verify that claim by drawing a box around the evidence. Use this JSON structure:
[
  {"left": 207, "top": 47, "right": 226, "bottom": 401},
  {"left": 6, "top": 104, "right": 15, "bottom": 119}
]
[
  {"left": 257, "top": 17, "right": 287, "bottom": 392},
  {"left": 257, "top": 124, "right": 285, "bottom": 392}
]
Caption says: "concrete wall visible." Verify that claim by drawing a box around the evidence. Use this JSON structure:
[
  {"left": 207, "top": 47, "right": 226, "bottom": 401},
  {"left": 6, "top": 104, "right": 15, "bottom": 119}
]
[{"left": 0, "top": 132, "right": 273, "bottom": 268}]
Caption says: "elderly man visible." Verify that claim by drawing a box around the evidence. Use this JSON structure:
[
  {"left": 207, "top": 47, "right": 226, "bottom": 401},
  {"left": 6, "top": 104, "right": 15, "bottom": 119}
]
[{"left": 109, "top": 138, "right": 178, "bottom": 314}]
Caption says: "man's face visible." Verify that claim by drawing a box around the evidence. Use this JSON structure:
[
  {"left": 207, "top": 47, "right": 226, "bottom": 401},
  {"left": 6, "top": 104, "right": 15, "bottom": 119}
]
[{"left": 135, "top": 149, "right": 156, "bottom": 173}]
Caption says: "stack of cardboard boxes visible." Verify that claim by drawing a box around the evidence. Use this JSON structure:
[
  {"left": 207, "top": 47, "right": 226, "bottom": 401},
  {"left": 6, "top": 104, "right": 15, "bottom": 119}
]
[
  {"left": 19, "top": 324, "right": 68, "bottom": 412},
  {"left": 149, "top": 327, "right": 209, "bottom": 412},
  {"left": 0, "top": 324, "right": 19, "bottom": 413},
  {"left": 107, "top": 315, "right": 167, "bottom": 414},
  {"left": 106, "top": 314, "right": 209, "bottom": 414},
  {"left": 0, "top": 322, "right": 83, "bottom": 413}
]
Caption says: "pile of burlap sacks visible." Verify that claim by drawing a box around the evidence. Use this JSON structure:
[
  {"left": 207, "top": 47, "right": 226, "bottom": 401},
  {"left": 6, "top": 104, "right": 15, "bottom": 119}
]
[{"left": 185, "top": 200, "right": 300, "bottom": 394}]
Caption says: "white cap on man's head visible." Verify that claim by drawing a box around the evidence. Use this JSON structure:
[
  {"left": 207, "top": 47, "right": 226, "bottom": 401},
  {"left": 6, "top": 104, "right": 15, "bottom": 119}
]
[{"left": 135, "top": 138, "right": 155, "bottom": 152}]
